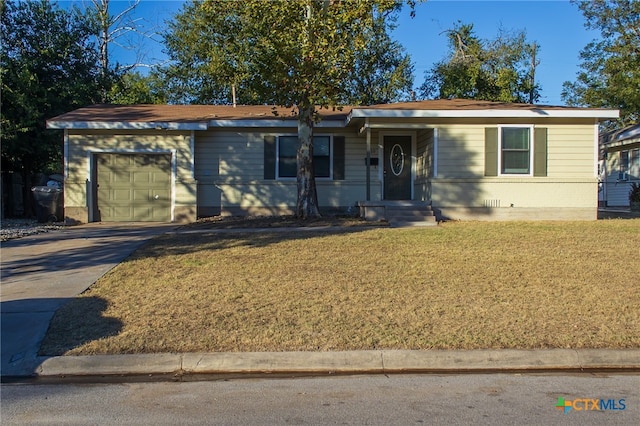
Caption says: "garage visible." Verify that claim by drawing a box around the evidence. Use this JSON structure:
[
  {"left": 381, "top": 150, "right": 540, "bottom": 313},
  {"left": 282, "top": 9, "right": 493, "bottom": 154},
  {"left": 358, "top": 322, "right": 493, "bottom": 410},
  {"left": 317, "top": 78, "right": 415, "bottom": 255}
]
[{"left": 95, "top": 153, "right": 171, "bottom": 222}]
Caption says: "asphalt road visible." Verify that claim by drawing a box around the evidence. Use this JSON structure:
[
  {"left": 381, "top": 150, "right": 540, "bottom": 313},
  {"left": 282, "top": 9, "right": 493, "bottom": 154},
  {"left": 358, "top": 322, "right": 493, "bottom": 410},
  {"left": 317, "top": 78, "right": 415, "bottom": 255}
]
[{"left": 2, "top": 373, "right": 638, "bottom": 425}]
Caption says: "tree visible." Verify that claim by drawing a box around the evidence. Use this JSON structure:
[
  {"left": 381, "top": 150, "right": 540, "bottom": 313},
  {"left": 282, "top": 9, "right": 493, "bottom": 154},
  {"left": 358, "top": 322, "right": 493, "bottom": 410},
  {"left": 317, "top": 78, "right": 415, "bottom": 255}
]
[
  {"left": 164, "top": 0, "right": 409, "bottom": 218},
  {"left": 1, "top": 0, "right": 101, "bottom": 216},
  {"left": 341, "top": 11, "right": 415, "bottom": 105},
  {"left": 420, "top": 22, "right": 540, "bottom": 103},
  {"left": 108, "top": 71, "right": 167, "bottom": 104},
  {"left": 562, "top": 0, "right": 640, "bottom": 126}
]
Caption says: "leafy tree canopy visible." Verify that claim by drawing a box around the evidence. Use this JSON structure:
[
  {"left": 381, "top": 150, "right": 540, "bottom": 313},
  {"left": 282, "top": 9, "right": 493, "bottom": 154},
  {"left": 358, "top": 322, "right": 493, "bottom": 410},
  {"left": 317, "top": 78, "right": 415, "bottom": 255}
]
[
  {"left": 1, "top": 0, "right": 101, "bottom": 176},
  {"left": 109, "top": 71, "right": 167, "bottom": 104},
  {"left": 162, "top": 0, "right": 411, "bottom": 217},
  {"left": 419, "top": 21, "right": 540, "bottom": 103},
  {"left": 562, "top": 0, "right": 640, "bottom": 126}
]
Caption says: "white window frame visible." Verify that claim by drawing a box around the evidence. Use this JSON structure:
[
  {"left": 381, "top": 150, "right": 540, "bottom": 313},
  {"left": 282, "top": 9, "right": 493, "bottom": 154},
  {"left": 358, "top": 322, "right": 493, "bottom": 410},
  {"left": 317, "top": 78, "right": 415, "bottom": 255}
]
[
  {"left": 498, "top": 125, "right": 534, "bottom": 177},
  {"left": 275, "top": 135, "right": 334, "bottom": 180},
  {"left": 630, "top": 149, "right": 640, "bottom": 179}
]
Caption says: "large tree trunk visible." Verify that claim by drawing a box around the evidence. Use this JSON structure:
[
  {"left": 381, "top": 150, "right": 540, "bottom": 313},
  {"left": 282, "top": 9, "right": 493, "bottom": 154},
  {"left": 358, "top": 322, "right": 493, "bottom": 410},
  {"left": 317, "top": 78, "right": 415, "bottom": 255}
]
[{"left": 296, "top": 105, "right": 321, "bottom": 218}]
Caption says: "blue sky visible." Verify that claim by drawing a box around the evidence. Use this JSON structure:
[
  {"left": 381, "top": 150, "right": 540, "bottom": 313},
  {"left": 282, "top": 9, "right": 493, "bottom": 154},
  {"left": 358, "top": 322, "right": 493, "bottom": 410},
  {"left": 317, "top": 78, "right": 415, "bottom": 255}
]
[{"left": 69, "top": 0, "right": 600, "bottom": 106}]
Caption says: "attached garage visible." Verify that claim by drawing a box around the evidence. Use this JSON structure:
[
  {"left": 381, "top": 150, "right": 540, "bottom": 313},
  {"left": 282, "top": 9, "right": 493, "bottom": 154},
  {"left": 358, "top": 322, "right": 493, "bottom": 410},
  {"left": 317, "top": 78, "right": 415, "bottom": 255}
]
[{"left": 94, "top": 153, "right": 172, "bottom": 222}]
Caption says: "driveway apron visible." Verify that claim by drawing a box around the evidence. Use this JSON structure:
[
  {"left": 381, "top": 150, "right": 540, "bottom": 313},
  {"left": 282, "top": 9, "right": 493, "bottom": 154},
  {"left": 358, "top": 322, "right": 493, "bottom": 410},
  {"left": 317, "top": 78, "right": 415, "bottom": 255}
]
[{"left": 1, "top": 223, "right": 176, "bottom": 377}]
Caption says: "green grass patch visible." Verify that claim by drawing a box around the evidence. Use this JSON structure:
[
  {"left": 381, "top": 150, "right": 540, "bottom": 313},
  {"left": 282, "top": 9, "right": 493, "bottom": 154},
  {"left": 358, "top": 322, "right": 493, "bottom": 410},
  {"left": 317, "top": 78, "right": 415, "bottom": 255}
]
[{"left": 40, "top": 220, "right": 640, "bottom": 355}]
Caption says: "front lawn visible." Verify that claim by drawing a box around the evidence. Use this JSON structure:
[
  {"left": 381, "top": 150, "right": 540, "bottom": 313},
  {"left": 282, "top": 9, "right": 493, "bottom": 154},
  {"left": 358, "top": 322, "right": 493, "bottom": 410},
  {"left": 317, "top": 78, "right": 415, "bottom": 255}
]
[{"left": 40, "top": 220, "right": 640, "bottom": 355}]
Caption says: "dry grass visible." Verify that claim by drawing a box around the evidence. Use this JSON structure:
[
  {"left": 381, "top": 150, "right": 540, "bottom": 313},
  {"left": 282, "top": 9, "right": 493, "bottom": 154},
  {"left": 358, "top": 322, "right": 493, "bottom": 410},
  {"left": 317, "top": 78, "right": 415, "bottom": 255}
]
[{"left": 40, "top": 219, "right": 640, "bottom": 355}]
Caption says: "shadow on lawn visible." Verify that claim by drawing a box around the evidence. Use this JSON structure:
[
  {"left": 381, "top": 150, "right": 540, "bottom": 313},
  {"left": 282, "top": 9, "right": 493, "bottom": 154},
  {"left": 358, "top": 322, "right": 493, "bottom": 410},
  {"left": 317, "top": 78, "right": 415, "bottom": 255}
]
[
  {"left": 146, "top": 224, "right": 382, "bottom": 258},
  {"left": 37, "top": 296, "right": 122, "bottom": 356}
]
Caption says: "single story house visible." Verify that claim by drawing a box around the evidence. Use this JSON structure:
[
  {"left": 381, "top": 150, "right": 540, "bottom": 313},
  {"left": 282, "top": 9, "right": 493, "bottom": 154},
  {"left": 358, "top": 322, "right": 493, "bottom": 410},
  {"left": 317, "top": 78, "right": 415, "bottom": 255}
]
[
  {"left": 599, "top": 123, "right": 640, "bottom": 207},
  {"left": 46, "top": 99, "right": 618, "bottom": 223}
]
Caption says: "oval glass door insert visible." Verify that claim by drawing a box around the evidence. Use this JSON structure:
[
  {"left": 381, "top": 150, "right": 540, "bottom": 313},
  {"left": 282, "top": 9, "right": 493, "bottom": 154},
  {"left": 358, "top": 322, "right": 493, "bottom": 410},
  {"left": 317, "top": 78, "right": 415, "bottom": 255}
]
[{"left": 390, "top": 144, "right": 404, "bottom": 176}]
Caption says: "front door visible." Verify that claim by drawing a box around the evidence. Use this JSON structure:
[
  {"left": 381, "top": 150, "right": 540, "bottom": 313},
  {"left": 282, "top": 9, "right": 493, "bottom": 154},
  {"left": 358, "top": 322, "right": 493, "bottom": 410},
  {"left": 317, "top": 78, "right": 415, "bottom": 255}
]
[{"left": 383, "top": 135, "right": 412, "bottom": 200}]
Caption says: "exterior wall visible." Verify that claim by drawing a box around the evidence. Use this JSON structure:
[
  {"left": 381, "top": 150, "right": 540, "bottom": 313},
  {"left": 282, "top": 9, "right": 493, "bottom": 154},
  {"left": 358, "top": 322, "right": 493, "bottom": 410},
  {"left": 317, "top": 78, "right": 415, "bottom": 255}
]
[
  {"left": 414, "top": 129, "right": 433, "bottom": 202},
  {"left": 429, "top": 121, "right": 599, "bottom": 220},
  {"left": 600, "top": 142, "right": 640, "bottom": 207},
  {"left": 65, "top": 129, "right": 196, "bottom": 223},
  {"left": 194, "top": 128, "right": 380, "bottom": 217},
  {"left": 65, "top": 117, "right": 605, "bottom": 222}
]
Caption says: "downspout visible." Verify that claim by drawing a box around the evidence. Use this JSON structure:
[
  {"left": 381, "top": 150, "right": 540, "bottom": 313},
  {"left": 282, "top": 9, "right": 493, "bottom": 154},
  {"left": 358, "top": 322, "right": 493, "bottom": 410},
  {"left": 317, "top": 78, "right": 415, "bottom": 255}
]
[
  {"left": 366, "top": 118, "right": 371, "bottom": 201},
  {"left": 603, "top": 149, "right": 608, "bottom": 207},
  {"left": 190, "top": 130, "right": 196, "bottom": 179}
]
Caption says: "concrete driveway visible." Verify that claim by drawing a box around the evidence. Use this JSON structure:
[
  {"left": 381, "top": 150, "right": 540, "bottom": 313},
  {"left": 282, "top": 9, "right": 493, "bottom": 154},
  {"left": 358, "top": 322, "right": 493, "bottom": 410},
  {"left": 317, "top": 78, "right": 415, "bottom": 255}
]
[{"left": 1, "top": 223, "right": 176, "bottom": 377}]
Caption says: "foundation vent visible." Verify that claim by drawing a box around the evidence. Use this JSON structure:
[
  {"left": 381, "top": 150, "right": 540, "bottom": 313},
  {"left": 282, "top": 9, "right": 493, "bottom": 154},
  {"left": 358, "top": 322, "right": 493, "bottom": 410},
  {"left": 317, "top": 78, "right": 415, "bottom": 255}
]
[{"left": 483, "top": 199, "right": 501, "bottom": 208}]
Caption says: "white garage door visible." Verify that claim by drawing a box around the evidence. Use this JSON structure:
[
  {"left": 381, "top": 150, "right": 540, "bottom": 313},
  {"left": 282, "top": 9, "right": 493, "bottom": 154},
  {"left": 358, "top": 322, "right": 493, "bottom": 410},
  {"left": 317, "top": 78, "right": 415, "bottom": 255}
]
[{"left": 96, "top": 153, "right": 171, "bottom": 222}]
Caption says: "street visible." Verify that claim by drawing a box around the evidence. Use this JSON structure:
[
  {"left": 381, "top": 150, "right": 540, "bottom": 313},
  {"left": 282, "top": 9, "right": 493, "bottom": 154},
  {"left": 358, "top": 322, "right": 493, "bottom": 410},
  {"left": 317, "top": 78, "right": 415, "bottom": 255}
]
[{"left": 2, "top": 373, "right": 637, "bottom": 425}]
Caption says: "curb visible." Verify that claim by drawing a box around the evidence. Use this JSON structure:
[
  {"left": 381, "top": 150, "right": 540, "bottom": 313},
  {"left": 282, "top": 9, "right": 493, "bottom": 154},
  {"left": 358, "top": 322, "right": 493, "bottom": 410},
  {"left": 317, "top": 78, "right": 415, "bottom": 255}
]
[{"left": 33, "top": 349, "right": 640, "bottom": 379}]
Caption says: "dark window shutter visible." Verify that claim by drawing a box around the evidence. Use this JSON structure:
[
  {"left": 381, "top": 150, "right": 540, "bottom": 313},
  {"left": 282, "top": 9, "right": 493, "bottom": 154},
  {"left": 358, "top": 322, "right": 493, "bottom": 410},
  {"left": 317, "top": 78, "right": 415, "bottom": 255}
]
[
  {"left": 264, "top": 135, "right": 276, "bottom": 180},
  {"left": 534, "top": 127, "right": 548, "bottom": 177},
  {"left": 333, "top": 136, "right": 345, "bottom": 180},
  {"left": 484, "top": 127, "right": 499, "bottom": 177}
]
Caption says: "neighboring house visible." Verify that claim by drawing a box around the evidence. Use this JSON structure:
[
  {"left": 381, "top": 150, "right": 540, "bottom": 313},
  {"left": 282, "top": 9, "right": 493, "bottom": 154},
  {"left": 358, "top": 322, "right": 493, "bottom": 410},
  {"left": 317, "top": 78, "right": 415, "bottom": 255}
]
[
  {"left": 599, "top": 124, "right": 640, "bottom": 208},
  {"left": 46, "top": 99, "right": 618, "bottom": 223}
]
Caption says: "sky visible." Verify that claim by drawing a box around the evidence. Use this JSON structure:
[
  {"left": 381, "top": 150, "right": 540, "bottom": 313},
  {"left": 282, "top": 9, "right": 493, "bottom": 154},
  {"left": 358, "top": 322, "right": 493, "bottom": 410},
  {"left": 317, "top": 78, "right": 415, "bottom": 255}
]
[{"left": 66, "top": 0, "right": 601, "bottom": 106}]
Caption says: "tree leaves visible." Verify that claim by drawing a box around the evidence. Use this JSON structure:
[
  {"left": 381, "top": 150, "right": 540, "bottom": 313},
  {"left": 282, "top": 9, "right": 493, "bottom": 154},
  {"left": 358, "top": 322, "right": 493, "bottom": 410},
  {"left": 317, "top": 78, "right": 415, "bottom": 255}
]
[
  {"left": 1, "top": 0, "right": 102, "bottom": 175},
  {"left": 419, "top": 22, "right": 540, "bottom": 104},
  {"left": 562, "top": 0, "right": 640, "bottom": 126}
]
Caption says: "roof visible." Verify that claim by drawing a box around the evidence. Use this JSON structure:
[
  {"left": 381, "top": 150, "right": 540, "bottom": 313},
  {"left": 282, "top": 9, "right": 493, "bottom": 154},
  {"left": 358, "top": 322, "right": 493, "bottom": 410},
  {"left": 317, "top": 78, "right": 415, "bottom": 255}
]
[
  {"left": 47, "top": 100, "right": 619, "bottom": 130},
  {"left": 600, "top": 123, "right": 640, "bottom": 147}
]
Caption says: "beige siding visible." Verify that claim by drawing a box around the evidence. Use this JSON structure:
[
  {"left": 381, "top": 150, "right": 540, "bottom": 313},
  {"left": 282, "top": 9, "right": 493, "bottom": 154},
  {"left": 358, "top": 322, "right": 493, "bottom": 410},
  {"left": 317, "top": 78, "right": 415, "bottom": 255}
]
[
  {"left": 65, "top": 129, "right": 195, "bottom": 223},
  {"left": 428, "top": 122, "right": 599, "bottom": 219},
  {"left": 414, "top": 129, "right": 433, "bottom": 201},
  {"left": 601, "top": 144, "right": 640, "bottom": 206},
  {"left": 436, "top": 125, "right": 485, "bottom": 178},
  {"left": 194, "top": 128, "right": 380, "bottom": 215}
]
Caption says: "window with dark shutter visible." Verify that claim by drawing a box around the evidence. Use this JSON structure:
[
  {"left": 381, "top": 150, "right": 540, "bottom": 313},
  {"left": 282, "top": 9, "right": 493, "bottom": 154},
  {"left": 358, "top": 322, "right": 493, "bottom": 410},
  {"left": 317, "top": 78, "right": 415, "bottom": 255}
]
[
  {"left": 533, "top": 127, "right": 547, "bottom": 177},
  {"left": 485, "top": 128, "right": 499, "bottom": 177},
  {"left": 333, "top": 136, "right": 345, "bottom": 180},
  {"left": 264, "top": 136, "right": 276, "bottom": 180}
]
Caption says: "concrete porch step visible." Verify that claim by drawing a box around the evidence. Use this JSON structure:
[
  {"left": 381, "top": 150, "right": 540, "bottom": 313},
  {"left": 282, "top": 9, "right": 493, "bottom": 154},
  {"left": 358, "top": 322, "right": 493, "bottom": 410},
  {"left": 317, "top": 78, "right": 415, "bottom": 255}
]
[{"left": 358, "top": 201, "right": 438, "bottom": 227}]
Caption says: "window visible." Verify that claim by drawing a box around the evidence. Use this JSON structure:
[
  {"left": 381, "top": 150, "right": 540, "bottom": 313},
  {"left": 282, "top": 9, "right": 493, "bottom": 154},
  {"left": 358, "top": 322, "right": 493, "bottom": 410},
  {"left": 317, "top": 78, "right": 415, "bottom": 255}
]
[
  {"left": 619, "top": 150, "right": 629, "bottom": 180},
  {"left": 632, "top": 149, "right": 640, "bottom": 179},
  {"left": 264, "top": 135, "right": 345, "bottom": 181},
  {"left": 484, "top": 126, "right": 546, "bottom": 177},
  {"left": 500, "top": 127, "right": 532, "bottom": 175},
  {"left": 277, "top": 135, "right": 331, "bottom": 178}
]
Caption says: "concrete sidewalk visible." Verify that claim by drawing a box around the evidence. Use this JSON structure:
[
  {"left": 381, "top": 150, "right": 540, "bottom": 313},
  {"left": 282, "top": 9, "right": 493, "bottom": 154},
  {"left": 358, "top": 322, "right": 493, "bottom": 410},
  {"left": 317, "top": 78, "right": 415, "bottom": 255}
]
[
  {"left": 2, "top": 222, "right": 639, "bottom": 380},
  {"left": 1, "top": 223, "right": 177, "bottom": 377}
]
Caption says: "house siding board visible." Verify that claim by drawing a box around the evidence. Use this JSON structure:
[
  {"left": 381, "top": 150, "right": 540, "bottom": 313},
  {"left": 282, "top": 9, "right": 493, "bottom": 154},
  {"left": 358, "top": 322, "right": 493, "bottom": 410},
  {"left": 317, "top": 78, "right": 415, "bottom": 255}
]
[
  {"left": 428, "top": 123, "right": 599, "bottom": 218},
  {"left": 546, "top": 125, "right": 595, "bottom": 178},
  {"left": 601, "top": 148, "right": 640, "bottom": 206},
  {"left": 193, "top": 128, "right": 375, "bottom": 214},
  {"left": 415, "top": 129, "right": 433, "bottom": 201},
  {"left": 437, "top": 125, "right": 485, "bottom": 178}
]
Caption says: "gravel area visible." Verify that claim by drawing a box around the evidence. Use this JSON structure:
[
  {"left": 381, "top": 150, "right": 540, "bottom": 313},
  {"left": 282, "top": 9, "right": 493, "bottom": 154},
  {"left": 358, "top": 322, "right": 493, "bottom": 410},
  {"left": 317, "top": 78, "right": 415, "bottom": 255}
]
[{"left": 1, "top": 218, "right": 66, "bottom": 242}]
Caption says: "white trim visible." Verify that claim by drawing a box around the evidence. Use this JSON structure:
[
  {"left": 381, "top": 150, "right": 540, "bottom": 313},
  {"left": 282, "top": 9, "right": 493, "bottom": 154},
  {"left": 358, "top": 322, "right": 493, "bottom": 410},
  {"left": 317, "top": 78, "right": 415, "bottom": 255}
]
[
  {"left": 63, "top": 130, "right": 69, "bottom": 179},
  {"left": 350, "top": 108, "right": 620, "bottom": 120},
  {"left": 190, "top": 130, "right": 196, "bottom": 179},
  {"left": 433, "top": 128, "right": 439, "bottom": 178},
  {"left": 593, "top": 124, "right": 599, "bottom": 178},
  {"left": 171, "top": 149, "right": 177, "bottom": 222},
  {"left": 47, "top": 121, "right": 207, "bottom": 130},
  {"left": 208, "top": 119, "right": 345, "bottom": 128},
  {"left": 498, "top": 125, "right": 535, "bottom": 177}
]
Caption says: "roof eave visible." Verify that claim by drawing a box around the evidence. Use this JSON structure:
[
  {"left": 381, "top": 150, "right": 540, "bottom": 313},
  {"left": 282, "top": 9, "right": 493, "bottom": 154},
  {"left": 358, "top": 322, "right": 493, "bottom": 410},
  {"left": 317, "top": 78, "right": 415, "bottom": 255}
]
[
  {"left": 349, "top": 109, "right": 620, "bottom": 120},
  {"left": 207, "top": 119, "right": 347, "bottom": 128},
  {"left": 46, "top": 121, "right": 208, "bottom": 131}
]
